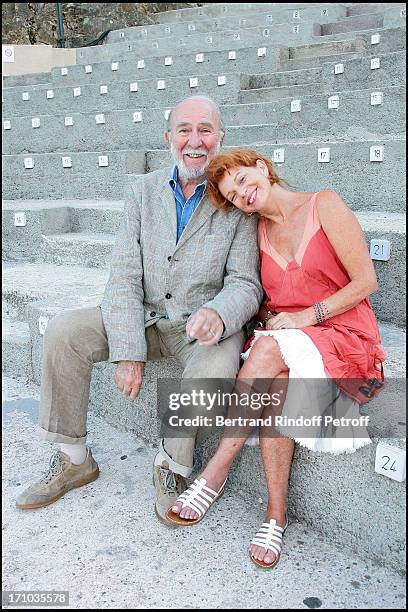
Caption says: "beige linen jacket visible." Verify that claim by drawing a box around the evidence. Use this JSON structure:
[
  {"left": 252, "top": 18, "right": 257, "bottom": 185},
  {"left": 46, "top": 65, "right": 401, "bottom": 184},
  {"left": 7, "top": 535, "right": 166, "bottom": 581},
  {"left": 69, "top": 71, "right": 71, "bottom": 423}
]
[{"left": 100, "top": 167, "right": 263, "bottom": 362}]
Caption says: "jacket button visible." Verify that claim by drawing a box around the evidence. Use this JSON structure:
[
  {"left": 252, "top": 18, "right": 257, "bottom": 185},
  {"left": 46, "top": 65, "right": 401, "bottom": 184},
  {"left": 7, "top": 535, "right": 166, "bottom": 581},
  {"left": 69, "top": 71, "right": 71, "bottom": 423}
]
[
  {"left": 165, "top": 293, "right": 172, "bottom": 299},
  {"left": 150, "top": 311, "right": 156, "bottom": 317},
  {"left": 167, "top": 256, "right": 172, "bottom": 262}
]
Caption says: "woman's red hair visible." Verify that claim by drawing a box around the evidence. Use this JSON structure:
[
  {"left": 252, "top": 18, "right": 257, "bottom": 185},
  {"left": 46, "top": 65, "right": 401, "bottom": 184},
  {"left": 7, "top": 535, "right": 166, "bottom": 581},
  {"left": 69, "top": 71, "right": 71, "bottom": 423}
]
[{"left": 206, "top": 148, "right": 284, "bottom": 212}]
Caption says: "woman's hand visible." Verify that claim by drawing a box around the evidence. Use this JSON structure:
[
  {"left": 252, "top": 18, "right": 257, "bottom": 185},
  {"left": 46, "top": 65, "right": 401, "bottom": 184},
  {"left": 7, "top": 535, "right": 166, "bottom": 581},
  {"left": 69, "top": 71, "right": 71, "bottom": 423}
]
[{"left": 265, "top": 310, "right": 312, "bottom": 330}]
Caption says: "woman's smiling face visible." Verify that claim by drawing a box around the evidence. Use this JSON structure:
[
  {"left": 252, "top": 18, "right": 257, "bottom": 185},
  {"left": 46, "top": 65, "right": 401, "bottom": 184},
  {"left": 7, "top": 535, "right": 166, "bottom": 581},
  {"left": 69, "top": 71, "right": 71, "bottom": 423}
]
[{"left": 217, "top": 160, "right": 271, "bottom": 213}]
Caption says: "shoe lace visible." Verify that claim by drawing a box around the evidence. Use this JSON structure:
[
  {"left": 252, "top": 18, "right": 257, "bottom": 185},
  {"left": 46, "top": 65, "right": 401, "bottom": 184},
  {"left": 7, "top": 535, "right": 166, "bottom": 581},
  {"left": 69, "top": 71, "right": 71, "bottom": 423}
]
[
  {"left": 39, "top": 451, "right": 65, "bottom": 484},
  {"left": 159, "top": 467, "right": 178, "bottom": 495}
]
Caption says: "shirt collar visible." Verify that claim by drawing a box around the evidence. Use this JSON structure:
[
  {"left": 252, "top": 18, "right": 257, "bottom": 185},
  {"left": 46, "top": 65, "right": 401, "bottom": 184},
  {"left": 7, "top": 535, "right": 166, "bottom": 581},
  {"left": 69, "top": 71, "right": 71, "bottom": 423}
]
[{"left": 169, "top": 164, "right": 207, "bottom": 193}]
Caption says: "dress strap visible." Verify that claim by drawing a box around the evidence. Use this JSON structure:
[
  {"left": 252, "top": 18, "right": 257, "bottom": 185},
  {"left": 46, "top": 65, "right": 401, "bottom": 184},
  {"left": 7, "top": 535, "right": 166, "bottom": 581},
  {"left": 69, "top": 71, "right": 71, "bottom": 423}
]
[
  {"left": 309, "top": 192, "right": 321, "bottom": 231},
  {"left": 258, "top": 216, "right": 268, "bottom": 252}
]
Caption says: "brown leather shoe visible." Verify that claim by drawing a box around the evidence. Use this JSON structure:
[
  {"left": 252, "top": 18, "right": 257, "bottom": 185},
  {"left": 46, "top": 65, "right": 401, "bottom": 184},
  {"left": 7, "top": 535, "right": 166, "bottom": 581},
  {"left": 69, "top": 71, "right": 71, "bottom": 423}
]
[
  {"left": 153, "top": 460, "right": 186, "bottom": 527},
  {"left": 16, "top": 448, "right": 99, "bottom": 509}
]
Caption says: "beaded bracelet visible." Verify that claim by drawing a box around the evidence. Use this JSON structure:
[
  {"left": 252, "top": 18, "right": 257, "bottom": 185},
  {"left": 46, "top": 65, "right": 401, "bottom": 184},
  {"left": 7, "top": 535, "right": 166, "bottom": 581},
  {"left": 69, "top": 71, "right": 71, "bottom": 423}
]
[
  {"left": 321, "top": 301, "right": 330, "bottom": 320},
  {"left": 313, "top": 302, "right": 324, "bottom": 324},
  {"left": 313, "top": 301, "right": 330, "bottom": 324}
]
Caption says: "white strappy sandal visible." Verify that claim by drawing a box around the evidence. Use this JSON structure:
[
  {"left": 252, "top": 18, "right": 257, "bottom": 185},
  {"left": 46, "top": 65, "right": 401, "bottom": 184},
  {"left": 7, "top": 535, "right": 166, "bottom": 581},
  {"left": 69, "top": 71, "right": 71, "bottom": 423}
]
[
  {"left": 165, "top": 476, "right": 227, "bottom": 526},
  {"left": 250, "top": 513, "right": 289, "bottom": 569}
]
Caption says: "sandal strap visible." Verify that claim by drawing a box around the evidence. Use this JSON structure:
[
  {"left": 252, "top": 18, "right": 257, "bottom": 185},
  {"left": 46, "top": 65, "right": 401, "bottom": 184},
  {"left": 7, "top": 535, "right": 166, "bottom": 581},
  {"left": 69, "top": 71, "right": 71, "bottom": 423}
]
[
  {"left": 176, "top": 477, "right": 226, "bottom": 517},
  {"left": 251, "top": 517, "right": 287, "bottom": 554}
]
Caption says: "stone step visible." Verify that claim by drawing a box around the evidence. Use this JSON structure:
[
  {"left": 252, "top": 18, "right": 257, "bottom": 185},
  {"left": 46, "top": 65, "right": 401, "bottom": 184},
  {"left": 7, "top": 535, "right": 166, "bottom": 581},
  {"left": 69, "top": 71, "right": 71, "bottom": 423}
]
[
  {"left": 353, "top": 211, "right": 406, "bottom": 326},
  {"left": 22, "top": 30, "right": 408, "bottom": 91},
  {"left": 3, "top": 28, "right": 403, "bottom": 94},
  {"left": 107, "top": 4, "right": 348, "bottom": 45},
  {"left": 241, "top": 51, "right": 406, "bottom": 89},
  {"left": 3, "top": 136, "right": 404, "bottom": 209},
  {"left": 146, "top": 139, "right": 407, "bottom": 214},
  {"left": 223, "top": 89, "right": 405, "bottom": 144},
  {"left": 4, "top": 48, "right": 404, "bottom": 115},
  {"left": 0, "top": 39, "right": 357, "bottom": 90},
  {"left": 77, "top": 21, "right": 320, "bottom": 64},
  {"left": 1, "top": 173, "right": 135, "bottom": 201},
  {"left": 240, "top": 51, "right": 405, "bottom": 101},
  {"left": 348, "top": 3, "right": 405, "bottom": 17},
  {"left": 2, "top": 205, "right": 406, "bottom": 326},
  {"left": 2, "top": 200, "right": 124, "bottom": 260},
  {"left": 1, "top": 270, "right": 405, "bottom": 572},
  {"left": 2, "top": 72, "right": 242, "bottom": 118},
  {"left": 321, "top": 13, "right": 385, "bottom": 36},
  {"left": 286, "top": 30, "right": 405, "bottom": 59},
  {"left": 2, "top": 150, "right": 146, "bottom": 177},
  {"left": 3, "top": 73, "right": 53, "bottom": 88},
  {"left": 3, "top": 374, "right": 406, "bottom": 605},
  {"left": 241, "top": 81, "right": 326, "bottom": 102},
  {"left": 1, "top": 262, "right": 108, "bottom": 324},
  {"left": 41, "top": 233, "right": 116, "bottom": 268},
  {"left": 74, "top": 21, "right": 406, "bottom": 66},
  {"left": 153, "top": 2, "right": 405, "bottom": 24},
  {"left": 3, "top": 86, "right": 405, "bottom": 154}
]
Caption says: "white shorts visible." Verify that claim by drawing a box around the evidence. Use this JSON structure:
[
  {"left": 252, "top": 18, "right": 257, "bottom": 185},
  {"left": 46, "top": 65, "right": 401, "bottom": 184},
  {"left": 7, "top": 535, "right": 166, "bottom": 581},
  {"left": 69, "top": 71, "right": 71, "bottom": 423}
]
[{"left": 241, "top": 329, "right": 371, "bottom": 454}]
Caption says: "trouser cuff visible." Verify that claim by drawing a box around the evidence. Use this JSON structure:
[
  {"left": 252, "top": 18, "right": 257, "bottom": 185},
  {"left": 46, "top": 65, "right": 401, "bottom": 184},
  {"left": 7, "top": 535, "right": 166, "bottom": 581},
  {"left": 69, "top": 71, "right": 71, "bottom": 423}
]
[
  {"left": 37, "top": 424, "right": 87, "bottom": 445},
  {"left": 154, "top": 439, "right": 193, "bottom": 478}
]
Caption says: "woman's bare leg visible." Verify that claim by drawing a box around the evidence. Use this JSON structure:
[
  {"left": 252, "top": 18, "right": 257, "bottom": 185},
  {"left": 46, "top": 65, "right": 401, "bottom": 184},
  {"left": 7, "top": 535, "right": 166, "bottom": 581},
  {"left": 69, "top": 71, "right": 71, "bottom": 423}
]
[
  {"left": 171, "top": 337, "right": 289, "bottom": 520},
  {"left": 249, "top": 370, "right": 295, "bottom": 564}
]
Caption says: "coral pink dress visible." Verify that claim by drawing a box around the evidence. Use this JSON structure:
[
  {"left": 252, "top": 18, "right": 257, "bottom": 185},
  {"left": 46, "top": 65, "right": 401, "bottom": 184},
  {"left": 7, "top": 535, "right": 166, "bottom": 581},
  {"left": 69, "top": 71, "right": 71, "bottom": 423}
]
[{"left": 242, "top": 192, "right": 387, "bottom": 453}]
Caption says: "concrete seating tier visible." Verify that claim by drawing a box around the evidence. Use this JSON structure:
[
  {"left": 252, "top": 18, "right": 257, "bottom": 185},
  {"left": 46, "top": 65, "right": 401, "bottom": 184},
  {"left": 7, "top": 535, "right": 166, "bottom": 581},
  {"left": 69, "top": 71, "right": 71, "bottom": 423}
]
[
  {"left": 106, "top": 5, "right": 350, "bottom": 44},
  {"left": 73, "top": 20, "right": 406, "bottom": 66},
  {"left": 3, "top": 28, "right": 405, "bottom": 89},
  {"left": 2, "top": 138, "right": 406, "bottom": 212},
  {"left": 151, "top": 2, "right": 406, "bottom": 24}
]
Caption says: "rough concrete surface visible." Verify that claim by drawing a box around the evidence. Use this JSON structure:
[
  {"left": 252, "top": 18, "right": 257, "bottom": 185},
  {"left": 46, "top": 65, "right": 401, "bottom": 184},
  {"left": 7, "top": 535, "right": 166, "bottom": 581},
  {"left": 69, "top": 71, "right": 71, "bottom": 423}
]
[{"left": 2, "top": 375, "right": 406, "bottom": 609}]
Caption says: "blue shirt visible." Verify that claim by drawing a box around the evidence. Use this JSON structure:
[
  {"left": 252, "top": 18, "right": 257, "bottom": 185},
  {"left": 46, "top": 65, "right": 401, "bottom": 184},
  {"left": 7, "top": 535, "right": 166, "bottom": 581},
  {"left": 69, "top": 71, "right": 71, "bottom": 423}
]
[{"left": 169, "top": 165, "right": 207, "bottom": 243}]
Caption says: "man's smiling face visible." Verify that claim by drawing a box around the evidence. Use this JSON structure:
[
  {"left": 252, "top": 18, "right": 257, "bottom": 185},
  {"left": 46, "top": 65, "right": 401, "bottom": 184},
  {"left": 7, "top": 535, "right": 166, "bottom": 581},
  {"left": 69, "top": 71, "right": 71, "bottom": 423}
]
[{"left": 166, "top": 98, "right": 224, "bottom": 180}]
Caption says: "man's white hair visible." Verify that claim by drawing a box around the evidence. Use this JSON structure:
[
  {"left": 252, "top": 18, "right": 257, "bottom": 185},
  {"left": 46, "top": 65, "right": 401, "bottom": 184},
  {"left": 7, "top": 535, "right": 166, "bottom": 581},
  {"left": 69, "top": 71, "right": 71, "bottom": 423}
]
[{"left": 166, "top": 94, "right": 225, "bottom": 136}]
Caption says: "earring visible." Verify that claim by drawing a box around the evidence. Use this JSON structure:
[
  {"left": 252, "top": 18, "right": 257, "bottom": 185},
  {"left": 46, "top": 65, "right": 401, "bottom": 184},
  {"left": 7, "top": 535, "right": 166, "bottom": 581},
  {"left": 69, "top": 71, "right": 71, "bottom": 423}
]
[{"left": 246, "top": 212, "right": 253, "bottom": 217}]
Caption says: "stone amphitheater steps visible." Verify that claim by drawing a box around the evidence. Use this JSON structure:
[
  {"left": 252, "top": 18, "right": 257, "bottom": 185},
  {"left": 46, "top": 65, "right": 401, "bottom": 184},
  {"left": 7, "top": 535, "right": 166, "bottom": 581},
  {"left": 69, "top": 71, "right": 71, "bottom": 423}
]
[
  {"left": 106, "top": 4, "right": 349, "bottom": 44},
  {"left": 348, "top": 3, "right": 406, "bottom": 17},
  {"left": 4, "top": 135, "right": 404, "bottom": 206},
  {"left": 2, "top": 200, "right": 406, "bottom": 328},
  {"left": 3, "top": 90, "right": 405, "bottom": 157},
  {"left": 105, "top": 5, "right": 403, "bottom": 45},
  {"left": 150, "top": 2, "right": 406, "bottom": 24},
  {"left": 3, "top": 30, "right": 404, "bottom": 92},
  {"left": 3, "top": 60, "right": 405, "bottom": 117},
  {"left": 1, "top": 174, "right": 138, "bottom": 201},
  {"left": 2, "top": 200, "right": 124, "bottom": 259},
  {"left": 145, "top": 139, "right": 406, "bottom": 214},
  {"left": 74, "top": 21, "right": 406, "bottom": 66}
]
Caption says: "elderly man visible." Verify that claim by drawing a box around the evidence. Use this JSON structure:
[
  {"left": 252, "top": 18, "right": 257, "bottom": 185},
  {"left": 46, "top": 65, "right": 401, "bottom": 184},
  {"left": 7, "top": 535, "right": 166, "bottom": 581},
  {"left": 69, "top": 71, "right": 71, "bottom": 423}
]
[{"left": 16, "top": 95, "right": 263, "bottom": 524}]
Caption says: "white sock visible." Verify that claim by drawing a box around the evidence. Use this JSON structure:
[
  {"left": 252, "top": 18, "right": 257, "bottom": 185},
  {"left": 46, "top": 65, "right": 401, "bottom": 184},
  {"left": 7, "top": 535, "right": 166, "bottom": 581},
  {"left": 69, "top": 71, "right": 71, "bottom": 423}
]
[{"left": 59, "top": 443, "right": 88, "bottom": 465}]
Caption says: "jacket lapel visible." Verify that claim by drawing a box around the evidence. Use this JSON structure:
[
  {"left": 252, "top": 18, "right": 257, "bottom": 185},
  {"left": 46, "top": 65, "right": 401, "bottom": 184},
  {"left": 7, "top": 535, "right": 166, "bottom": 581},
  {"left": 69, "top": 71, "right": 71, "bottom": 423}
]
[
  {"left": 174, "top": 194, "right": 216, "bottom": 253},
  {"left": 158, "top": 183, "right": 178, "bottom": 247}
]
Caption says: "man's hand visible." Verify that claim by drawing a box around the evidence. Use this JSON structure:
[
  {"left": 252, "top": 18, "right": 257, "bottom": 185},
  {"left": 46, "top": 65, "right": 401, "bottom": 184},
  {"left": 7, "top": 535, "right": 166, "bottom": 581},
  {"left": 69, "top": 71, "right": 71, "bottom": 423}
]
[
  {"left": 115, "top": 360, "right": 145, "bottom": 400},
  {"left": 186, "top": 308, "right": 225, "bottom": 346}
]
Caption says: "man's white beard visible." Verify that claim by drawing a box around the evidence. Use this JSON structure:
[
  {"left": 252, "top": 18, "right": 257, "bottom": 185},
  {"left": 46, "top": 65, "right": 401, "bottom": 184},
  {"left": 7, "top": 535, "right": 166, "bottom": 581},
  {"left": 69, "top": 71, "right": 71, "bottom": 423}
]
[{"left": 171, "top": 140, "right": 222, "bottom": 181}]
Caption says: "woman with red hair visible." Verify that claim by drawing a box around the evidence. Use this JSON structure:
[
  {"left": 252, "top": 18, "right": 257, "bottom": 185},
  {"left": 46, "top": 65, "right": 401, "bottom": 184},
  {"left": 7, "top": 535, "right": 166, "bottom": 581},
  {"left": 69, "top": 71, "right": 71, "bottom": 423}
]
[{"left": 166, "top": 149, "right": 386, "bottom": 569}]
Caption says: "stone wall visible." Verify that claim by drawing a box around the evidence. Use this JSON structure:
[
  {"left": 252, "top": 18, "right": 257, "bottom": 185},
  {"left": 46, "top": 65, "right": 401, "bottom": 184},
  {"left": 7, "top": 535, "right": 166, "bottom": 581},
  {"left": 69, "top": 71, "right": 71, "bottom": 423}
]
[{"left": 2, "top": 3, "right": 203, "bottom": 48}]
